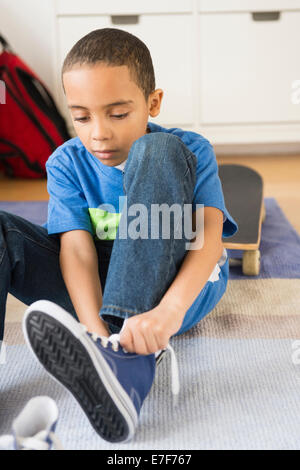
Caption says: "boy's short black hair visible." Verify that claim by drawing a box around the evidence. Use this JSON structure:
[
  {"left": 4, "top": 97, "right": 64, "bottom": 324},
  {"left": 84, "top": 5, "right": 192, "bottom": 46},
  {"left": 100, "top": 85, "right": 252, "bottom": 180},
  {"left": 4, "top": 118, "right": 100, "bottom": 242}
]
[{"left": 61, "top": 28, "right": 156, "bottom": 101}]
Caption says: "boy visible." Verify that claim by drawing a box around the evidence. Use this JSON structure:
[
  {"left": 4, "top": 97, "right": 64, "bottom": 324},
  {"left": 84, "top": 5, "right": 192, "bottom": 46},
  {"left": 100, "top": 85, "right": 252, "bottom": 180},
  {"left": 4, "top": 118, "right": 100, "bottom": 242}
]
[{"left": 1, "top": 29, "right": 237, "bottom": 443}]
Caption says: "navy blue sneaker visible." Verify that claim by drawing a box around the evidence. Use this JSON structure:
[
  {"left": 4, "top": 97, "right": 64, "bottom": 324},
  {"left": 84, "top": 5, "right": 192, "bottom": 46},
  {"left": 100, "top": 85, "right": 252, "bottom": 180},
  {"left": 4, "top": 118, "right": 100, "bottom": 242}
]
[{"left": 22, "top": 300, "right": 157, "bottom": 443}]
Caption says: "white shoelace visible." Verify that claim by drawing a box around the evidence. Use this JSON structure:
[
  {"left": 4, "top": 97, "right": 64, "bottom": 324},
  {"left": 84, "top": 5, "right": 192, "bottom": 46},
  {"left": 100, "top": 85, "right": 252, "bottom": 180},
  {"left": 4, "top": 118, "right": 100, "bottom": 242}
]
[
  {"left": 0, "top": 430, "right": 63, "bottom": 450},
  {"left": 83, "top": 325, "right": 180, "bottom": 404},
  {"left": 164, "top": 344, "right": 180, "bottom": 400}
]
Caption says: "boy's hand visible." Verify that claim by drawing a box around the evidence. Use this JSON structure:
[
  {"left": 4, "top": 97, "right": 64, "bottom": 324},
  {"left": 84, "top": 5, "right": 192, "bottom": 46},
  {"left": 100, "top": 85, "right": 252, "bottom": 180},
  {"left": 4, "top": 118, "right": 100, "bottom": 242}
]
[{"left": 119, "top": 304, "right": 184, "bottom": 355}]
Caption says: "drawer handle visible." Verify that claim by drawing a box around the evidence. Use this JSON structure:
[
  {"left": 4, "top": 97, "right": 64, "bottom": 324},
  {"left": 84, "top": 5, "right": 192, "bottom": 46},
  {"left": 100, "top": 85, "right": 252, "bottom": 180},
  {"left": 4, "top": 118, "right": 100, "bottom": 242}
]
[
  {"left": 111, "top": 15, "right": 139, "bottom": 25},
  {"left": 252, "top": 11, "right": 281, "bottom": 22}
]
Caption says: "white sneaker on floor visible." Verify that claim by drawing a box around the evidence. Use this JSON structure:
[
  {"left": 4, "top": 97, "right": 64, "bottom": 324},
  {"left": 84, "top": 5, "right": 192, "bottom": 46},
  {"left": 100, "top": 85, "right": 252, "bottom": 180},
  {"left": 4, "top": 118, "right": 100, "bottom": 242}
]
[{"left": 0, "top": 396, "right": 63, "bottom": 450}]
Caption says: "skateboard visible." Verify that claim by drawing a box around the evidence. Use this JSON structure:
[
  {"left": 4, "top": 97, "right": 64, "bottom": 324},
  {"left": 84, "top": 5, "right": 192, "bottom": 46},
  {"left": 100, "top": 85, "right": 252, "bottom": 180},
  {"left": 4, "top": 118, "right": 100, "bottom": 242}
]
[{"left": 218, "top": 164, "right": 265, "bottom": 276}]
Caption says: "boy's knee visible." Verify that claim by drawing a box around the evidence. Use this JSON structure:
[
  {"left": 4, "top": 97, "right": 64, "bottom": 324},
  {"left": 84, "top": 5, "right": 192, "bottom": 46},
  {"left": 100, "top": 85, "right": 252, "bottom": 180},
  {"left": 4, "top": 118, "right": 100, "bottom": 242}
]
[
  {"left": 132, "top": 132, "right": 182, "bottom": 153},
  {"left": 0, "top": 211, "right": 25, "bottom": 236},
  {"left": 129, "top": 132, "right": 196, "bottom": 169},
  {"left": 0, "top": 210, "right": 10, "bottom": 226},
  {"left": 0, "top": 211, "right": 10, "bottom": 244}
]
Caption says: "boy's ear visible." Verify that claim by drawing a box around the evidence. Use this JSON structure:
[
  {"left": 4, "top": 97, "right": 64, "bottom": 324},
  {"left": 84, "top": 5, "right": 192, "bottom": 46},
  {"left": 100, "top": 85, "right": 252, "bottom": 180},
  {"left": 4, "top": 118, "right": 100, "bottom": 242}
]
[{"left": 148, "top": 89, "right": 163, "bottom": 117}]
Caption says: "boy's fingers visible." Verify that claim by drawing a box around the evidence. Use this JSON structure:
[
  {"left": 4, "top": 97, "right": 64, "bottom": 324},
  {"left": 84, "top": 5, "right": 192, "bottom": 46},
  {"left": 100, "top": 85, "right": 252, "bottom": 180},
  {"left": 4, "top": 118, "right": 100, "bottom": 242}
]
[
  {"left": 119, "top": 317, "right": 162, "bottom": 355},
  {"left": 143, "top": 330, "right": 160, "bottom": 355},
  {"left": 132, "top": 330, "right": 150, "bottom": 355},
  {"left": 119, "top": 326, "right": 135, "bottom": 353}
]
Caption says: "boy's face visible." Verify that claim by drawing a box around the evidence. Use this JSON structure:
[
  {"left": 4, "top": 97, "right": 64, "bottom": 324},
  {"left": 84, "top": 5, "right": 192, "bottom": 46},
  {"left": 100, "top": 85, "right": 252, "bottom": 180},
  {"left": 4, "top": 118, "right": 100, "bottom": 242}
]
[{"left": 63, "top": 64, "right": 163, "bottom": 167}]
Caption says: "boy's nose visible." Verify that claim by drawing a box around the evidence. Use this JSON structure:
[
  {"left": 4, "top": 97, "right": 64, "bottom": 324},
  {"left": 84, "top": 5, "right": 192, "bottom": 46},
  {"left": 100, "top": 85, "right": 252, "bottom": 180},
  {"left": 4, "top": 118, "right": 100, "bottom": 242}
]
[{"left": 91, "top": 121, "right": 112, "bottom": 141}]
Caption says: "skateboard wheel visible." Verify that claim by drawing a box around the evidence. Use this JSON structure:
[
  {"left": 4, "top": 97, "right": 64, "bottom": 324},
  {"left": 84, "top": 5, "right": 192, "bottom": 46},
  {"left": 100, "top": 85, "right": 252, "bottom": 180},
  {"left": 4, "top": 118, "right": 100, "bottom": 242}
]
[
  {"left": 242, "top": 250, "right": 260, "bottom": 276},
  {"left": 262, "top": 204, "right": 266, "bottom": 223}
]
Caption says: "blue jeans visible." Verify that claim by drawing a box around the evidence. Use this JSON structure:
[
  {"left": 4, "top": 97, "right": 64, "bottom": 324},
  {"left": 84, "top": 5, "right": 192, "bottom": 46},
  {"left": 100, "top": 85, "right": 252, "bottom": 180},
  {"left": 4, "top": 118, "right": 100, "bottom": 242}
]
[{"left": 0, "top": 133, "right": 228, "bottom": 340}]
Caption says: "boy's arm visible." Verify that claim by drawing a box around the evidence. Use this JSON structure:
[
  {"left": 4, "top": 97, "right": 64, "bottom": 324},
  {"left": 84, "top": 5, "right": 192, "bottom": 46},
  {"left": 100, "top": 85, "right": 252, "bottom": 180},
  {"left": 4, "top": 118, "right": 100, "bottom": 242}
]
[
  {"left": 59, "top": 230, "right": 110, "bottom": 337},
  {"left": 120, "top": 207, "right": 224, "bottom": 355}
]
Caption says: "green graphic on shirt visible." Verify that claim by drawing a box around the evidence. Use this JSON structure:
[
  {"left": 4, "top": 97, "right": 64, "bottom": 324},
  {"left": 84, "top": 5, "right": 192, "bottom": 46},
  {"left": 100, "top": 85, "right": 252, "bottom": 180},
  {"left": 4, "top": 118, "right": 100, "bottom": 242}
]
[{"left": 89, "top": 208, "right": 122, "bottom": 241}]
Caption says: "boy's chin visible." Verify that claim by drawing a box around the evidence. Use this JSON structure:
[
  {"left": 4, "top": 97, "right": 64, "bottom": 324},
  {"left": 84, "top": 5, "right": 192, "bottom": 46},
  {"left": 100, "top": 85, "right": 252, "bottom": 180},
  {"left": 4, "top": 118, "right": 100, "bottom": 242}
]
[{"left": 104, "top": 160, "right": 124, "bottom": 167}]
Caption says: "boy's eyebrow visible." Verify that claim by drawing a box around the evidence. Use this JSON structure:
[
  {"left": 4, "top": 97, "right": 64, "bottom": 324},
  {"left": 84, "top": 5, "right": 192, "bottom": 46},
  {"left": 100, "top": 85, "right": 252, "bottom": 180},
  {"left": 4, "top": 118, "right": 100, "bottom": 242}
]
[{"left": 68, "top": 100, "right": 134, "bottom": 110}]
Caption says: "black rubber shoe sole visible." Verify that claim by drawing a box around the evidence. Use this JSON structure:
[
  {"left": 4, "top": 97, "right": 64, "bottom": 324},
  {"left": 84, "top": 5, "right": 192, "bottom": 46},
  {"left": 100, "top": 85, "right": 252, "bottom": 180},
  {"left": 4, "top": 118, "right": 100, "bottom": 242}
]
[{"left": 24, "top": 310, "right": 131, "bottom": 443}]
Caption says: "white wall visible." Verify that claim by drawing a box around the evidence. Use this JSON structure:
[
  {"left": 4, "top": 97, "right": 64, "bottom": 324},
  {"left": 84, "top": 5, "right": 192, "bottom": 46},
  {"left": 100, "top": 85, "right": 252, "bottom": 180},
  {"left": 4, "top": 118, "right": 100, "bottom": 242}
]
[
  {"left": 1, "top": 0, "right": 299, "bottom": 152},
  {"left": 0, "top": 0, "right": 56, "bottom": 93}
]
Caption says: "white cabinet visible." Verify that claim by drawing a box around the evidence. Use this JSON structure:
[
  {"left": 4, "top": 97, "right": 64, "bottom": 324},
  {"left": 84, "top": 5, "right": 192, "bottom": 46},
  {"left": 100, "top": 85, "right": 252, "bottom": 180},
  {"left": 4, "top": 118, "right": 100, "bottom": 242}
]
[
  {"left": 198, "top": 0, "right": 300, "bottom": 13},
  {"left": 56, "top": 0, "right": 192, "bottom": 15},
  {"left": 198, "top": 10, "right": 300, "bottom": 125},
  {"left": 53, "top": 0, "right": 300, "bottom": 145},
  {"left": 57, "top": 13, "right": 194, "bottom": 128}
]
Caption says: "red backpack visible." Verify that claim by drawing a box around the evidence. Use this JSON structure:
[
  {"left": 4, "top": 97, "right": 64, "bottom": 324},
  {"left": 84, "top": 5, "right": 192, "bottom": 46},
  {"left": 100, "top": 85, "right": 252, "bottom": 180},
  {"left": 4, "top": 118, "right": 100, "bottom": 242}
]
[{"left": 0, "top": 34, "right": 71, "bottom": 178}]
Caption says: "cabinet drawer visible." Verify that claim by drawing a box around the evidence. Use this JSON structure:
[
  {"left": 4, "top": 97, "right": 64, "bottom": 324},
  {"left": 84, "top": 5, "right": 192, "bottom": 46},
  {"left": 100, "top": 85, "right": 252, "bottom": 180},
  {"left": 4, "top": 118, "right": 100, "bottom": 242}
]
[
  {"left": 198, "top": 0, "right": 300, "bottom": 13},
  {"left": 199, "top": 11, "right": 300, "bottom": 124},
  {"left": 56, "top": 0, "right": 192, "bottom": 15},
  {"left": 57, "top": 14, "right": 194, "bottom": 127}
]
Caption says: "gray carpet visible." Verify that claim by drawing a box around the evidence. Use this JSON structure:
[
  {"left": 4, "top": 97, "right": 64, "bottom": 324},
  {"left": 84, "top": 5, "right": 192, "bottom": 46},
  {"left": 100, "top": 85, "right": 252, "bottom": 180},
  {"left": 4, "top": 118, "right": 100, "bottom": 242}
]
[
  {"left": 1, "top": 198, "right": 300, "bottom": 449},
  {"left": 1, "top": 332, "right": 300, "bottom": 450}
]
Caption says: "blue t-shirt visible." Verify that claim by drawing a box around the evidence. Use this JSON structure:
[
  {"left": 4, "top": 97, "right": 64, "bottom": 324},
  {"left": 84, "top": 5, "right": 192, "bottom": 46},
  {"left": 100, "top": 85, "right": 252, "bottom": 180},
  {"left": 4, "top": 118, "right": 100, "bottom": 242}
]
[{"left": 43, "top": 121, "right": 238, "bottom": 240}]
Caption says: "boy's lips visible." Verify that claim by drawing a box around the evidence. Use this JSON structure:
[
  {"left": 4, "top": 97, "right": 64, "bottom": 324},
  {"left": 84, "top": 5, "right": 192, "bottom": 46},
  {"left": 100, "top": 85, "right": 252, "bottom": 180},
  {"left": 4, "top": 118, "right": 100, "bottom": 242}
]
[
  {"left": 93, "top": 150, "right": 117, "bottom": 159},
  {"left": 93, "top": 149, "right": 116, "bottom": 152}
]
